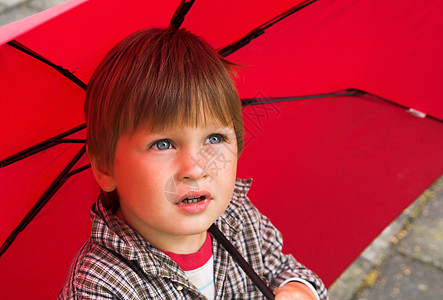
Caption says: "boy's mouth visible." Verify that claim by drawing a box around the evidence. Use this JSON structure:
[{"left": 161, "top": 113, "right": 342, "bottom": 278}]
[
  {"left": 181, "top": 196, "right": 206, "bottom": 204},
  {"left": 178, "top": 190, "right": 212, "bottom": 205}
]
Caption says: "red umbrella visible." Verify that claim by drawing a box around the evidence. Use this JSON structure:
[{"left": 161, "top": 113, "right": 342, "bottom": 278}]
[{"left": 1, "top": 0, "right": 443, "bottom": 298}]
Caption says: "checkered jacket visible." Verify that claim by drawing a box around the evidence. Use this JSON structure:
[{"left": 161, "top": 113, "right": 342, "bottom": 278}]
[{"left": 58, "top": 178, "right": 328, "bottom": 299}]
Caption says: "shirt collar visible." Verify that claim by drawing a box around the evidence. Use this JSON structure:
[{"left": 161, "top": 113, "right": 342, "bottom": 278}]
[{"left": 215, "top": 178, "right": 253, "bottom": 242}]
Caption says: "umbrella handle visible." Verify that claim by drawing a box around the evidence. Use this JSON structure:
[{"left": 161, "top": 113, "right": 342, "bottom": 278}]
[{"left": 208, "top": 224, "right": 275, "bottom": 300}]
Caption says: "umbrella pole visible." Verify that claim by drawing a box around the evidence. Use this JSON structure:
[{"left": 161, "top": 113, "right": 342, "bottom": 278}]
[{"left": 208, "top": 224, "right": 275, "bottom": 300}]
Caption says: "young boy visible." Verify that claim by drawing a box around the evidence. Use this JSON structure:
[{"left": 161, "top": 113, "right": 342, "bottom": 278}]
[{"left": 59, "top": 27, "right": 328, "bottom": 300}]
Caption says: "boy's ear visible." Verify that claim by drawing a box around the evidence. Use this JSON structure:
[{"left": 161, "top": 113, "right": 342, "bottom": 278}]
[
  {"left": 90, "top": 161, "right": 117, "bottom": 192},
  {"left": 87, "top": 150, "right": 117, "bottom": 192}
]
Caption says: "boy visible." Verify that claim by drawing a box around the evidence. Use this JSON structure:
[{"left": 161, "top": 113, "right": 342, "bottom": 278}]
[{"left": 59, "top": 27, "right": 328, "bottom": 299}]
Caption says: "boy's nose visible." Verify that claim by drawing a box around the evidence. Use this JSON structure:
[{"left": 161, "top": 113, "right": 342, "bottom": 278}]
[{"left": 176, "top": 149, "right": 208, "bottom": 181}]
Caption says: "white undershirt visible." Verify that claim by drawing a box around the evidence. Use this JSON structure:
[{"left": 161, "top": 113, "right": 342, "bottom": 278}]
[{"left": 184, "top": 255, "right": 215, "bottom": 299}]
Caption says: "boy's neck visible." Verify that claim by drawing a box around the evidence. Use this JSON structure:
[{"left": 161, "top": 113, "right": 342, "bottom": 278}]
[
  {"left": 157, "top": 231, "right": 208, "bottom": 254},
  {"left": 115, "top": 207, "right": 207, "bottom": 254},
  {"left": 161, "top": 232, "right": 212, "bottom": 270}
]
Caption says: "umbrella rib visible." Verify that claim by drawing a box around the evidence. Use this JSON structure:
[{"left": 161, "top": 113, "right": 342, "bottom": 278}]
[
  {"left": 241, "top": 89, "right": 443, "bottom": 124},
  {"left": 60, "top": 139, "right": 86, "bottom": 144},
  {"left": 0, "top": 146, "right": 86, "bottom": 258},
  {"left": 261, "top": 0, "right": 319, "bottom": 31},
  {"left": 7, "top": 40, "right": 87, "bottom": 91},
  {"left": 0, "top": 124, "right": 86, "bottom": 168},
  {"left": 347, "top": 88, "right": 443, "bottom": 124},
  {"left": 66, "top": 164, "right": 91, "bottom": 178},
  {"left": 241, "top": 91, "right": 358, "bottom": 106},
  {"left": 218, "top": 0, "right": 319, "bottom": 57}
]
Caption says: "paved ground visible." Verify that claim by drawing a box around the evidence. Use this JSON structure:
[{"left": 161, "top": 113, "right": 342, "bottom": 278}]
[
  {"left": 329, "top": 175, "right": 443, "bottom": 299},
  {"left": 0, "top": 0, "right": 67, "bottom": 26},
  {"left": 1, "top": 2, "right": 443, "bottom": 299}
]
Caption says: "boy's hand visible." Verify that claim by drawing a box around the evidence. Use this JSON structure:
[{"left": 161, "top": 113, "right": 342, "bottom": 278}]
[{"left": 274, "top": 282, "right": 317, "bottom": 300}]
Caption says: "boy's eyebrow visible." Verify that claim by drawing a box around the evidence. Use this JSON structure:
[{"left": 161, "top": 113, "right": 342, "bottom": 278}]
[
  {"left": 135, "top": 126, "right": 234, "bottom": 141},
  {"left": 147, "top": 124, "right": 234, "bottom": 133}
]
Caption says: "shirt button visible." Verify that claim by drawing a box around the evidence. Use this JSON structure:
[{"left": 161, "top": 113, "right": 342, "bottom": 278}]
[{"left": 175, "top": 284, "right": 183, "bottom": 291}]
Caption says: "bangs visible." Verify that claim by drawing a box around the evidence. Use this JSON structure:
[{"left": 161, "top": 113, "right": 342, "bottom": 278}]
[
  {"left": 149, "top": 88, "right": 235, "bottom": 132},
  {"left": 138, "top": 71, "right": 241, "bottom": 133}
]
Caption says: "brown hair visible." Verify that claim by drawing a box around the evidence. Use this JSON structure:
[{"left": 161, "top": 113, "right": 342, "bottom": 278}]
[{"left": 85, "top": 28, "right": 244, "bottom": 174}]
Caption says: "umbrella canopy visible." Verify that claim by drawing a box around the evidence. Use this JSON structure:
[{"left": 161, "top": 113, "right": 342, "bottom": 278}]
[{"left": 1, "top": 0, "right": 443, "bottom": 298}]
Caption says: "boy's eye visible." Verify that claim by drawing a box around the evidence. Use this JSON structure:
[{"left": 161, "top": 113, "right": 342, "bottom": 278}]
[
  {"left": 205, "top": 134, "right": 225, "bottom": 145},
  {"left": 151, "top": 139, "right": 172, "bottom": 150}
]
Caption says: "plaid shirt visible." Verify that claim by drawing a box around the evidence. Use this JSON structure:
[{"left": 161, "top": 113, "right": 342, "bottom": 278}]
[{"left": 59, "top": 178, "right": 328, "bottom": 299}]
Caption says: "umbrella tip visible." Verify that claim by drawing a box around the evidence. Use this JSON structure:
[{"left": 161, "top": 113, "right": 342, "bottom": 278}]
[{"left": 169, "top": 0, "right": 195, "bottom": 29}]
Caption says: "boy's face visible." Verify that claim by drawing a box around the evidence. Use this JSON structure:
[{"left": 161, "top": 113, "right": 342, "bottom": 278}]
[{"left": 92, "top": 121, "right": 238, "bottom": 252}]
